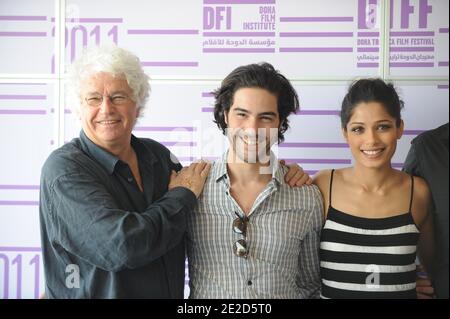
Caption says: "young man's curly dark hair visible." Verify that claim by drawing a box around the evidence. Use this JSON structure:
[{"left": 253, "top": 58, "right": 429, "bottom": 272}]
[{"left": 213, "top": 62, "right": 300, "bottom": 143}]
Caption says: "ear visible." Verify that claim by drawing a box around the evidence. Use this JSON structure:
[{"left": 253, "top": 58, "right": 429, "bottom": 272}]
[
  {"left": 224, "top": 111, "right": 229, "bottom": 125},
  {"left": 397, "top": 119, "right": 404, "bottom": 139}
]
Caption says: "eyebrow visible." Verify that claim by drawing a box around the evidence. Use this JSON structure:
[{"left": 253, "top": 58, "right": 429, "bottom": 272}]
[
  {"left": 86, "top": 90, "right": 130, "bottom": 96},
  {"left": 349, "top": 119, "right": 394, "bottom": 125},
  {"left": 232, "top": 107, "right": 278, "bottom": 117}
]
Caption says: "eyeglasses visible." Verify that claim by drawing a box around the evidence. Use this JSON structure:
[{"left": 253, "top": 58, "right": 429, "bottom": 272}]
[
  {"left": 84, "top": 94, "right": 131, "bottom": 107},
  {"left": 232, "top": 212, "right": 249, "bottom": 258}
]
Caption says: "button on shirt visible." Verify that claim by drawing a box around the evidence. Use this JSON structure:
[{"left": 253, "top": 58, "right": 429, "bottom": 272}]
[
  {"left": 39, "top": 130, "right": 197, "bottom": 298},
  {"left": 186, "top": 152, "right": 324, "bottom": 299}
]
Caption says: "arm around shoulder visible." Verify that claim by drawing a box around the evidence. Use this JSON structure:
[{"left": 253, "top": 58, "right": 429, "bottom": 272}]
[{"left": 40, "top": 153, "right": 196, "bottom": 272}]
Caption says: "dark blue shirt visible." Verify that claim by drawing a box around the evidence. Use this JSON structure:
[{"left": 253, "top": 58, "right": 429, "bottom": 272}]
[
  {"left": 39, "top": 130, "right": 196, "bottom": 298},
  {"left": 403, "top": 123, "right": 449, "bottom": 299}
]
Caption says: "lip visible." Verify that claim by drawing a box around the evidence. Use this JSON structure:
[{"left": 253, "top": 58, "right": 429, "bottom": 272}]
[
  {"left": 241, "top": 137, "right": 258, "bottom": 145},
  {"left": 361, "top": 148, "right": 385, "bottom": 159},
  {"left": 96, "top": 120, "right": 121, "bottom": 125},
  {"left": 239, "top": 135, "right": 265, "bottom": 147}
]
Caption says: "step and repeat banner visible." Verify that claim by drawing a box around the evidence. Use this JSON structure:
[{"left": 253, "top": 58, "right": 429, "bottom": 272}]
[{"left": 0, "top": 0, "right": 448, "bottom": 298}]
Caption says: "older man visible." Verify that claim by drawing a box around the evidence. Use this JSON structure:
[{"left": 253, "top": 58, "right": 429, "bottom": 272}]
[{"left": 39, "top": 45, "right": 210, "bottom": 298}]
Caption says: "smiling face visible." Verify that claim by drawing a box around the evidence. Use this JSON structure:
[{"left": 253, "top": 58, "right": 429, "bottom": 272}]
[
  {"left": 225, "top": 87, "right": 280, "bottom": 164},
  {"left": 343, "top": 101, "right": 404, "bottom": 169},
  {"left": 79, "top": 72, "right": 138, "bottom": 152}
]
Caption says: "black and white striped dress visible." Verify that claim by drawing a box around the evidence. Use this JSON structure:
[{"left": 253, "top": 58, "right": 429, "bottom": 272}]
[{"left": 320, "top": 170, "right": 419, "bottom": 299}]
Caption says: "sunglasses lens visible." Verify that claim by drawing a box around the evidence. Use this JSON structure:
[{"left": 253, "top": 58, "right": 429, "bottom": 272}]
[
  {"left": 232, "top": 215, "right": 248, "bottom": 235},
  {"left": 233, "top": 239, "right": 248, "bottom": 258},
  {"left": 232, "top": 218, "right": 245, "bottom": 235},
  {"left": 232, "top": 214, "right": 249, "bottom": 257}
]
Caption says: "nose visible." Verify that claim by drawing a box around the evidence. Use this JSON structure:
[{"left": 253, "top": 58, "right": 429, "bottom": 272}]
[
  {"left": 244, "top": 117, "right": 259, "bottom": 136},
  {"left": 99, "top": 96, "right": 114, "bottom": 114},
  {"left": 365, "top": 128, "right": 380, "bottom": 145}
]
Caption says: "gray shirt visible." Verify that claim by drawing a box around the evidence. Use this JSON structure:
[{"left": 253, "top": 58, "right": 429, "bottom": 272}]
[
  {"left": 39, "top": 130, "right": 196, "bottom": 298},
  {"left": 187, "top": 152, "right": 324, "bottom": 299}
]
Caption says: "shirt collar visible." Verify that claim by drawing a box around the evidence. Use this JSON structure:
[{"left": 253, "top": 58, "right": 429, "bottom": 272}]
[
  {"left": 80, "top": 130, "right": 119, "bottom": 174},
  {"left": 79, "top": 130, "right": 156, "bottom": 175},
  {"left": 212, "top": 150, "right": 284, "bottom": 186}
]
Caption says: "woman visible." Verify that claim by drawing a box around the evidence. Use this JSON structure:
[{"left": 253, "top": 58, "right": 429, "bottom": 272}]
[{"left": 314, "top": 79, "right": 435, "bottom": 299}]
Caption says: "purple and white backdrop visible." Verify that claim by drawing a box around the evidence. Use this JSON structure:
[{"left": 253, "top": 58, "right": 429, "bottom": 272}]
[{"left": 0, "top": 0, "right": 448, "bottom": 299}]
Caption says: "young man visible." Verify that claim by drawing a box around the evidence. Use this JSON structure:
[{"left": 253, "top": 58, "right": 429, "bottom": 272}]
[{"left": 186, "top": 63, "right": 323, "bottom": 298}]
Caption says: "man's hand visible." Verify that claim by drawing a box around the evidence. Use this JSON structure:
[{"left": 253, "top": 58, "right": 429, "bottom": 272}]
[
  {"left": 280, "top": 160, "right": 312, "bottom": 187},
  {"left": 417, "top": 277, "right": 435, "bottom": 299},
  {"left": 416, "top": 265, "right": 435, "bottom": 299},
  {"left": 168, "top": 160, "right": 211, "bottom": 198}
]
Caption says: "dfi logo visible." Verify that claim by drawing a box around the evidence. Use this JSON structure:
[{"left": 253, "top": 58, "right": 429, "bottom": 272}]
[{"left": 203, "top": 6, "right": 232, "bottom": 30}]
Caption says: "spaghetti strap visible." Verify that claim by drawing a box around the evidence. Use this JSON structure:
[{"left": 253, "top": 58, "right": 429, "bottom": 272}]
[
  {"left": 328, "top": 169, "right": 335, "bottom": 207},
  {"left": 408, "top": 175, "right": 414, "bottom": 212}
]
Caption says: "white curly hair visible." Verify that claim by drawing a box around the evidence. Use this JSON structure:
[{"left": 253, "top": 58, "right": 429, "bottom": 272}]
[{"left": 66, "top": 44, "right": 150, "bottom": 117}]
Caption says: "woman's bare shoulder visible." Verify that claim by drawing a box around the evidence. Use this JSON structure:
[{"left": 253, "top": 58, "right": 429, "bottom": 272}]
[{"left": 313, "top": 169, "right": 333, "bottom": 190}]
